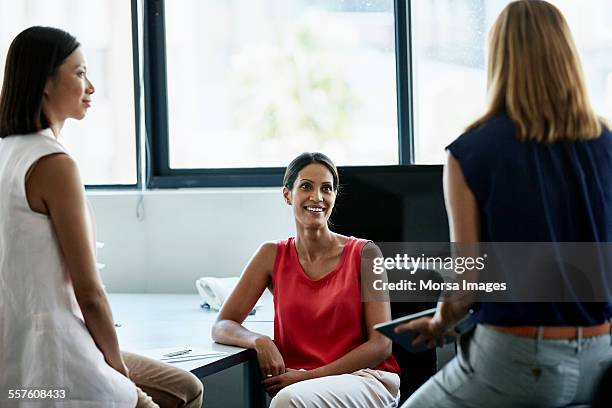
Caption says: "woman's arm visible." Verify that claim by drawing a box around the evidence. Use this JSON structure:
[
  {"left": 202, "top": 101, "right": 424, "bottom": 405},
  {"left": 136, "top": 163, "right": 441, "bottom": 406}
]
[
  {"left": 395, "top": 152, "right": 477, "bottom": 346},
  {"left": 26, "top": 153, "right": 128, "bottom": 376},
  {"left": 263, "top": 243, "right": 393, "bottom": 394},
  {"left": 436, "top": 151, "right": 479, "bottom": 327},
  {"left": 443, "top": 151, "right": 480, "bottom": 244},
  {"left": 211, "top": 242, "right": 286, "bottom": 376}
]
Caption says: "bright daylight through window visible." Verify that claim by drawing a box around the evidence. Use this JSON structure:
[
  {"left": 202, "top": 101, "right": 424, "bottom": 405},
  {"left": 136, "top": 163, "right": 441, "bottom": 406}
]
[
  {"left": 412, "top": 0, "right": 612, "bottom": 164},
  {"left": 2, "top": 1, "right": 608, "bottom": 181},
  {"left": 165, "top": 0, "right": 398, "bottom": 169},
  {"left": 0, "top": 0, "right": 137, "bottom": 185}
]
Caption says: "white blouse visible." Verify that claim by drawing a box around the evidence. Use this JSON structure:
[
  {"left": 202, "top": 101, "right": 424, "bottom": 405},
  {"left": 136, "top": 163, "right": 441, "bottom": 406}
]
[{"left": 0, "top": 129, "right": 136, "bottom": 407}]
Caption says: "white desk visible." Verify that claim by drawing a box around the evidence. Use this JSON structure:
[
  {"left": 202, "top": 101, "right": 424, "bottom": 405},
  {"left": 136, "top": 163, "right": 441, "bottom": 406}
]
[{"left": 109, "top": 293, "right": 274, "bottom": 406}]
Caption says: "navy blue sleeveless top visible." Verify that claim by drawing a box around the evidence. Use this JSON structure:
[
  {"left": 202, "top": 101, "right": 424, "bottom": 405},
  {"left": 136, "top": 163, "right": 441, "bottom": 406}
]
[{"left": 447, "top": 113, "right": 612, "bottom": 326}]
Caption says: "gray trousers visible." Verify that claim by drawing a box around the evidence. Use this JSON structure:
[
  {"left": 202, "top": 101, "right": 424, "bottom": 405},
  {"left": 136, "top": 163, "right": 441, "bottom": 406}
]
[{"left": 402, "top": 324, "right": 612, "bottom": 408}]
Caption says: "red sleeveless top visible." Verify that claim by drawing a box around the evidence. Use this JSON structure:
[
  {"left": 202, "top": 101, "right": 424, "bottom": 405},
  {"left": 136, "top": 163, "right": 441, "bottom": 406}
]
[{"left": 272, "top": 236, "right": 400, "bottom": 374}]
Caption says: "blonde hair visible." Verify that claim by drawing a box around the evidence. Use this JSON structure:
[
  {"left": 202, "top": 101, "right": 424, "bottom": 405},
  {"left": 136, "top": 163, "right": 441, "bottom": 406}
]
[{"left": 467, "top": 0, "right": 603, "bottom": 142}]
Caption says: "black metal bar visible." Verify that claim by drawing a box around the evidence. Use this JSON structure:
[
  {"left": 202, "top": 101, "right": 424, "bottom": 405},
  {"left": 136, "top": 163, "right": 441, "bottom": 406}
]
[
  {"left": 85, "top": 1, "right": 140, "bottom": 189},
  {"left": 244, "top": 351, "right": 266, "bottom": 408},
  {"left": 149, "top": 172, "right": 284, "bottom": 188},
  {"left": 143, "top": 0, "right": 170, "bottom": 186},
  {"left": 131, "top": 0, "right": 142, "bottom": 188},
  {"left": 394, "top": 0, "right": 415, "bottom": 165},
  {"left": 147, "top": 164, "right": 441, "bottom": 189},
  {"left": 86, "top": 184, "right": 142, "bottom": 191}
]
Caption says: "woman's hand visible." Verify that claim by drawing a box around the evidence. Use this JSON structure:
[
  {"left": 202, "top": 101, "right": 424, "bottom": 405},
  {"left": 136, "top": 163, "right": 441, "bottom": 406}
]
[
  {"left": 394, "top": 315, "right": 456, "bottom": 349},
  {"left": 262, "top": 368, "right": 313, "bottom": 395},
  {"left": 254, "top": 336, "right": 286, "bottom": 378}
]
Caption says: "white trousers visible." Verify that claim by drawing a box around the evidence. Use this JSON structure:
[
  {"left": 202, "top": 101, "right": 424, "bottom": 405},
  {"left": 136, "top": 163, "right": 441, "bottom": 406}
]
[{"left": 269, "top": 368, "right": 400, "bottom": 408}]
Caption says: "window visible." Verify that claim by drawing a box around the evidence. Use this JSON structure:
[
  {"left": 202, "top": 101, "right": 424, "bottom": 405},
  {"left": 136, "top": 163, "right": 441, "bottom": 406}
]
[
  {"left": 163, "top": 0, "right": 398, "bottom": 169},
  {"left": 6, "top": 1, "right": 604, "bottom": 186},
  {"left": 0, "top": 0, "right": 138, "bottom": 185},
  {"left": 411, "top": 0, "right": 612, "bottom": 164}
]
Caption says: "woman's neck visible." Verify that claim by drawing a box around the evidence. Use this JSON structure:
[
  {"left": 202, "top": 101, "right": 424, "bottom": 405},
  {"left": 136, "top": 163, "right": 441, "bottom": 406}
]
[
  {"left": 43, "top": 107, "right": 64, "bottom": 138},
  {"left": 294, "top": 227, "right": 337, "bottom": 262},
  {"left": 48, "top": 120, "right": 64, "bottom": 139}
]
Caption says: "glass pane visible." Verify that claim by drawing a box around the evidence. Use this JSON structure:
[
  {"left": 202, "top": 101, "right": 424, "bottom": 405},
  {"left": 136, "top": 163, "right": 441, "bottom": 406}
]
[
  {"left": 165, "top": 0, "right": 397, "bottom": 168},
  {"left": 412, "top": 0, "right": 612, "bottom": 164},
  {"left": 0, "top": 0, "right": 137, "bottom": 185}
]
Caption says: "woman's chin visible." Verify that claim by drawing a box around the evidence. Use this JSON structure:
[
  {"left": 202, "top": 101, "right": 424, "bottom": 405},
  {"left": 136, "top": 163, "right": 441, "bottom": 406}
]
[
  {"left": 298, "top": 219, "right": 328, "bottom": 230},
  {"left": 73, "top": 110, "right": 88, "bottom": 120}
]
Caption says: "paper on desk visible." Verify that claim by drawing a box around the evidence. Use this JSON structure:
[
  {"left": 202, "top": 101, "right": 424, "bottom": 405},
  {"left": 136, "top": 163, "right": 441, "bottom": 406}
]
[{"left": 140, "top": 346, "right": 230, "bottom": 364}]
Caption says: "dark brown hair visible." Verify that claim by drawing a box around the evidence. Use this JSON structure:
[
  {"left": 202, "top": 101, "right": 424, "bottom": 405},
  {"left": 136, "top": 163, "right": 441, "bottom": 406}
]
[
  {"left": 0, "top": 26, "right": 80, "bottom": 138},
  {"left": 283, "top": 152, "right": 339, "bottom": 192}
]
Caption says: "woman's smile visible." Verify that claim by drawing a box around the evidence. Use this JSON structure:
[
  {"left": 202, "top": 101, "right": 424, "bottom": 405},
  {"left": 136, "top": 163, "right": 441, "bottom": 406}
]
[{"left": 304, "top": 205, "right": 326, "bottom": 215}]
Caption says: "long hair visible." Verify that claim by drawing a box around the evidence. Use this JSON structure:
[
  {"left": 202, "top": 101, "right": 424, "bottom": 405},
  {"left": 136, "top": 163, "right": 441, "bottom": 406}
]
[
  {"left": 467, "top": 0, "right": 602, "bottom": 142},
  {"left": 0, "top": 26, "right": 80, "bottom": 138}
]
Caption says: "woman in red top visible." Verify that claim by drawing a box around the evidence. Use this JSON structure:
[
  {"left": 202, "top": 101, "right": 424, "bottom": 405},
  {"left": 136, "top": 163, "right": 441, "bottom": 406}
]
[{"left": 212, "top": 152, "right": 400, "bottom": 407}]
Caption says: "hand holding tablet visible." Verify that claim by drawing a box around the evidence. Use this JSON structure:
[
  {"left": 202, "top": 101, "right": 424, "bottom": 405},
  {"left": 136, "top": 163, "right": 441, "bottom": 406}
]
[{"left": 374, "top": 308, "right": 475, "bottom": 353}]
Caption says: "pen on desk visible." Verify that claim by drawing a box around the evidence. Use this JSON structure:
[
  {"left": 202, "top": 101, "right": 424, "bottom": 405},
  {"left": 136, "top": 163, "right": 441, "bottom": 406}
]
[{"left": 163, "top": 349, "right": 192, "bottom": 357}]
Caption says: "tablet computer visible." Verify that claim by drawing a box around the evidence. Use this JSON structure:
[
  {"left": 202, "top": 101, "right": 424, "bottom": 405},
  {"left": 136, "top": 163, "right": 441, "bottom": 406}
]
[{"left": 374, "top": 308, "right": 475, "bottom": 353}]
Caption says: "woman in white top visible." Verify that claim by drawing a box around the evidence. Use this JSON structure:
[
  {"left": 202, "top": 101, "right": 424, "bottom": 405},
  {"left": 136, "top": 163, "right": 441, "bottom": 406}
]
[{"left": 0, "top": 26, "right": 202, "bottom": 407}]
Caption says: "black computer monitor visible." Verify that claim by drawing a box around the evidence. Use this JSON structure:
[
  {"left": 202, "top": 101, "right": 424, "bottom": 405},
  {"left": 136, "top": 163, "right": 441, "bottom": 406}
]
[
  {"left": 332, "top": 165, "right": 449, "bottom": 242},
  {"left": 332, "top": 165, "right": 449, "bottom": 401}
]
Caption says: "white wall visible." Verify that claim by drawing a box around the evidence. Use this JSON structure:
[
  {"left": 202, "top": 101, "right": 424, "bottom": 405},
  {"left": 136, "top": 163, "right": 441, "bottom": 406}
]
[{"left": 88, "top": 189, "right": 295, "bottom": 294}]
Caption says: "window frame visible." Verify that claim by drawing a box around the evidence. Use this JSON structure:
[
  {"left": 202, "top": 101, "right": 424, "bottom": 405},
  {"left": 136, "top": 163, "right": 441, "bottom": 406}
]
[
  {"left": 85, "top": 0, "right": 142, "bottom": 189},
  {"left": 143, "top": 0, "right": 421, "bottom": 189}
]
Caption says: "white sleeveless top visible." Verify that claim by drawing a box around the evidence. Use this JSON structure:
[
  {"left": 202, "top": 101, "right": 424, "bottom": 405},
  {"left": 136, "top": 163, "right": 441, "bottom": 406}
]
[{"left": 0, "top": 130, "right": 137, "bottom": 407}]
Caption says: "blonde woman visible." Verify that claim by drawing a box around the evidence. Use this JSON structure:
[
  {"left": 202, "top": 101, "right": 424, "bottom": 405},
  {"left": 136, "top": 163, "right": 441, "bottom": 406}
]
[{"left": 397, "top": 1, "right": 611, "bottom": 407}]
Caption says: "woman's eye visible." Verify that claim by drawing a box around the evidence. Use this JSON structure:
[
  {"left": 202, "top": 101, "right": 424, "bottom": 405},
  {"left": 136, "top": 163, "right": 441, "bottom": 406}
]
[
  {"left": 300, "top": 184, "right": 311, "bottom": 190},
  {"left": 322, "top": 186, "right": 332, "bottom": 193}
]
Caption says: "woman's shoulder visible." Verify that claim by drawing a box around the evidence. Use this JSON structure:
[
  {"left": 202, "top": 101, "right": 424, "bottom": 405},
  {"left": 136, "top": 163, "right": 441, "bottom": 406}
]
[
  {"left": 334, "top": 233, "right": 359, "bottom": 249},
  {"left": 595, "top": 120, "right": 612, "bottom": 142},
  {"left": 248, "top": 241, "right": 280, "bottom": 279},
  {"left": 10, "top": 128, "right": 62, "bottom": 144},
  {"left": 5, "top": 129, "right": 66, "bottom": 158},
  {"left": 358, "top": 241, "right": 383, "bottom": 260},
  {"left": 257, "top": 240, "right": 280, "bottom": 257},
  {"left": 452, "top": 113, "right": 515, "bottom": 147},
  {"left": 265, "top": 237, "right": 294, "bottom": 252},
  {"left": 338, "top": 234, "right": 380, "bottom": 256},
  {"left": 446, "top": 113, "right": 517, "bottom": 171}
]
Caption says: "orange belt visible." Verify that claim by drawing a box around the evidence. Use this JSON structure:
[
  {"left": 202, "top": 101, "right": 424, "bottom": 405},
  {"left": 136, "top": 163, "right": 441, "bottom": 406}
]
[{"left": 492, "top": 322, "right": 611, "bottom": 340}]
